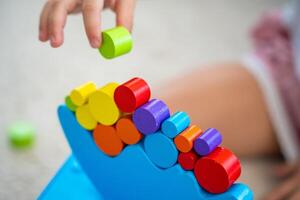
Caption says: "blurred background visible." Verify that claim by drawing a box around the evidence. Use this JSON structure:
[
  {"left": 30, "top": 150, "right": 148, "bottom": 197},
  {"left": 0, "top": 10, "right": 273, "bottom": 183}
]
[{"left": 0, "top": 0, "right": 287, "bottom": 199}]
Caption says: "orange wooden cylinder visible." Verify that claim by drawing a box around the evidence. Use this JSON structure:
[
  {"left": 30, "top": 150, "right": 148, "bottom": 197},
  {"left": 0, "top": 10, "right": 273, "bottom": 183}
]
[
  {"left": 93, "top": 124, "right": 124, "bottom": 156},
  {"left": 174, "top": 125, "right": 202, "bottom": 152},
  {"left": 116, "top": 116, "right": 143, "bottom": 145}
]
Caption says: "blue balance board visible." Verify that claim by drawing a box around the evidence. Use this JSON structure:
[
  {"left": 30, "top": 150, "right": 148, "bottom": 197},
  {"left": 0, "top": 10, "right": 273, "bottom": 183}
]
[{"left": 38, "top": 105, "right": 254, "bottom": 200}]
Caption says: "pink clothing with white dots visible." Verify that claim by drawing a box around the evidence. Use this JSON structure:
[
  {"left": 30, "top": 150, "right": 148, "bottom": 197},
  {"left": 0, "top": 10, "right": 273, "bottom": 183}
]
[{"left": 243, "top": 0, "right": 300, "bottom": 162}]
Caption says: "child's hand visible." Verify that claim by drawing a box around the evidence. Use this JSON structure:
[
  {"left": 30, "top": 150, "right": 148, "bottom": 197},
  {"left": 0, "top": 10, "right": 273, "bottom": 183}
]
[
  {"left": 39, "top": 0, "right": 136, "bottom": 48},
  {"left": 264, "top": 162, "right": 300, "bottom": 200}
]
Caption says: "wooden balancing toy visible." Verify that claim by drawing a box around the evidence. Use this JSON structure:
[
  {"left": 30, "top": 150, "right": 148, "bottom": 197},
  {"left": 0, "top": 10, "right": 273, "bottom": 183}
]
[
  {"left": 39, "top": 26, "right": 253, "bottom": 200},
  {"left": 39, "top": 77, "right": 253, "bottom": 200}
]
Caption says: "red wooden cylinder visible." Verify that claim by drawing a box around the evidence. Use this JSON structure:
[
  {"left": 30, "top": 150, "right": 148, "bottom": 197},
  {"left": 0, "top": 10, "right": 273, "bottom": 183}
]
[
  {"left": 194, "top": 147, "right": 241, "bottom": 194},
  {"left": 114, "top": 77, "right": 151, "bottom": 113},
  {"left": 178, "top": 151, "right": 199, "bottom": 171}
]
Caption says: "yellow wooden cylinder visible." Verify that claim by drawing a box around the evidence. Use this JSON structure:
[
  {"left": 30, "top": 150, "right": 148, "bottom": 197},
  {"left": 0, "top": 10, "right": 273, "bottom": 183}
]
[
  {"left": 70, "top": 82, "right": 97, "bottom": 106},
  {"left": 88, "top": 82, "right": 121, "bottom": 126},
  {"left": 76, "top": 104, "right": 97, "bottom": 130}
]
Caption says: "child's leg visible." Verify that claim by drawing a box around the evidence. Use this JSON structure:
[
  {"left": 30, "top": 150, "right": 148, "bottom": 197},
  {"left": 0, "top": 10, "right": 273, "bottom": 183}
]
[{"left": 158, "top": 62, "right": 280, "bottom": 157}]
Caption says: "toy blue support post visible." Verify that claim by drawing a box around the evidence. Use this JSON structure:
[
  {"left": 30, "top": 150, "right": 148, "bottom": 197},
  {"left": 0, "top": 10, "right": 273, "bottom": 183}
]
[
  {"left": 38, "top": 156, "right": 103, "bottom": 200},
  {"left": 39, "top": 105, "right": 253, "bottom": 200}
]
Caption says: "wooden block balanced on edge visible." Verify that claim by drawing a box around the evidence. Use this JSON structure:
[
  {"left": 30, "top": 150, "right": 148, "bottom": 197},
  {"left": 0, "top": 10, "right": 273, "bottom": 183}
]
[
  {"left": 93, "top": 124, "right": 124, "bottom": 157},
  {"left": 133, "top": 99, "right": 170, "bottom": 135},
  {"left": 89, "top": 83, "right": 121, "bottom": 126},
  {"left": 174, "top": 125, "right": 203, "bottom": 152},
  {"left": 75, "top": 104, "right": 97, "bottom": 130},
  {"left": 65, "top": 77, "right": 243, "bottom": 195},
  {"left": 144, "top": 132, "right": 178, "bottom": 168},
  {"left": 70, "top": 81, "right": 96, "bottom": 106},
  {"left": 194, "top": 147, "right": 241, "bottom": 194},
  {"left": 178, "top": 150, "right": 199, "bottom": 171},
  {"left": 114, "top": 77, "right": 151, "bottom": 113},
  {"left": 193, "top": 128, "right": 222, "bottom": 156},
  {"left": 65, "top": 96, "right": 77, "bottom": 112},
  {"left": 161, "top": 111, "right": 190, "bottom": 138},
  {"left": 116, "top": 116, "right": 143, "bottom": 145}
]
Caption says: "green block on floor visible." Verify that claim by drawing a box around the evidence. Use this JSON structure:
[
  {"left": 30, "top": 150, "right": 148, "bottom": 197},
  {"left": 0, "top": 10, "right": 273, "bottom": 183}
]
[{"left": 8, "top": 121, "right": 35, "bottom": 148}]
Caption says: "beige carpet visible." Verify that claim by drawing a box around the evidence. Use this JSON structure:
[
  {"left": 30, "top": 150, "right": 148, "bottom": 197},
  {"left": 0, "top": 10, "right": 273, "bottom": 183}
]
[{"left": 0, "top": 0, "right": 286, "bottom": 199}]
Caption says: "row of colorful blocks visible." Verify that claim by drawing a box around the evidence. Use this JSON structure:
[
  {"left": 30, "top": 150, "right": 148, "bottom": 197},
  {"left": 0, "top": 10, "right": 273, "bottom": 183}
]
[{"left": 65, "top": 78, "right": 241, "bottom": 194}]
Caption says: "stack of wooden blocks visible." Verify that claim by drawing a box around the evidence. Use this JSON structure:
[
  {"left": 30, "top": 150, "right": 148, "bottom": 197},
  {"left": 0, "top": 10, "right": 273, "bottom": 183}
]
[{"left": 66, "top": 77, "right": 242, "bottom": 194}]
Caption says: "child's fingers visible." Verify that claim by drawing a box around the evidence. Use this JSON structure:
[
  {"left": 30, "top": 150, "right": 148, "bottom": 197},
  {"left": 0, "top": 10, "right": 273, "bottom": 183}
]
[
  {"left": 115, "top": 0, "right": 136, "bottom": 32},
  {"left": 39, "top": 2, "right": 51, "bottom": 42},
  {"left": 82, "top": 0, "right": 104, "bottom": 48},
  {"left": 48, "top": 1, "right": 68, "bottom": 48}
]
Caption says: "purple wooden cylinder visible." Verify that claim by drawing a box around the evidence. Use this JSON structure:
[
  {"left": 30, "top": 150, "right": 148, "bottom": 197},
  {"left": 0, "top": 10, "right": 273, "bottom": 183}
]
[
  {"left": 193, "top": 128, "right": 222, "bottom": 156},
  {"left": 133, "top": 99, "right": 170, "bottom": 135}
]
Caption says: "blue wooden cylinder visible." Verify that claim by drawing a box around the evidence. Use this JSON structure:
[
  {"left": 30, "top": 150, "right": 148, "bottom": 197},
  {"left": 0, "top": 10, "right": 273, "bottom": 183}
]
[{"left": 161, "top": 111, "right": 190, "bottom": 138}]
